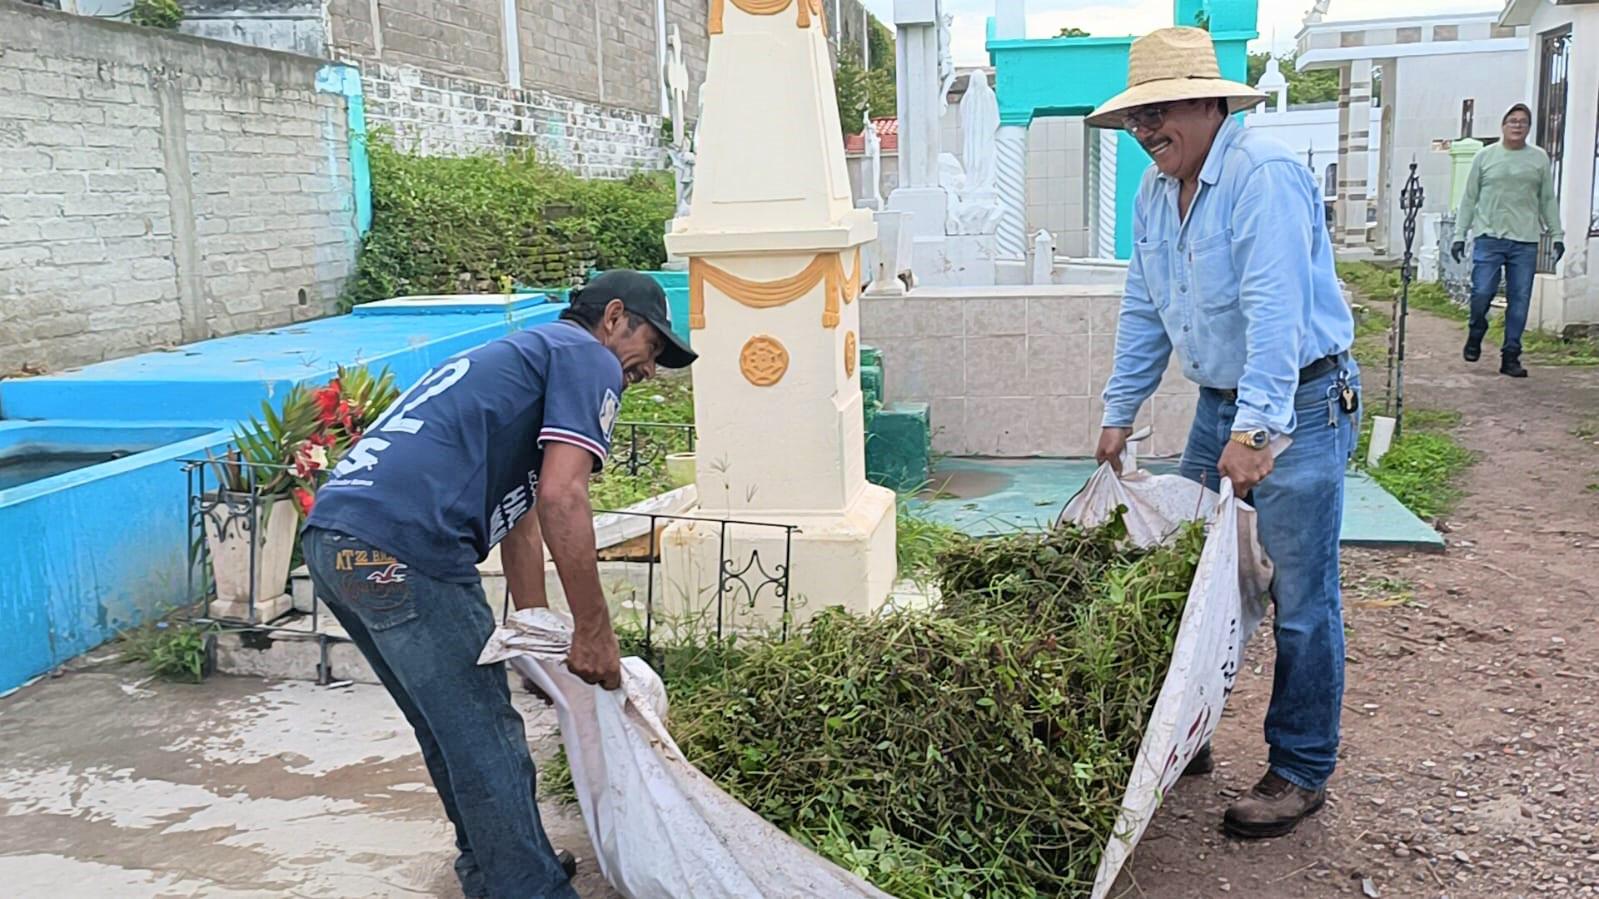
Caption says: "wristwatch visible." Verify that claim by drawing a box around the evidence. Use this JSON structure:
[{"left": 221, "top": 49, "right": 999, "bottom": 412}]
[{"left": 1230, "top": 429, "right": 1269, "bottom": 450}]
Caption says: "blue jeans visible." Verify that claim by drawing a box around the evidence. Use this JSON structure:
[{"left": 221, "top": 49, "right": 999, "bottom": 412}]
[
  {"left": 1178, "top": 365, "right": 1360, "bottom": 791},
  {"left": 301, "top": 527, "right": 577, "bottom": 899},
  {"left": 1468, "top": 236, "right": 1537, "bottom": 357}
]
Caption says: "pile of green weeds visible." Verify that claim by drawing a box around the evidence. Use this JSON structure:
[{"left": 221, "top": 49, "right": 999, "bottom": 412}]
[{"left": 657, "top": 517, "right": 1205, "bottom": 897}]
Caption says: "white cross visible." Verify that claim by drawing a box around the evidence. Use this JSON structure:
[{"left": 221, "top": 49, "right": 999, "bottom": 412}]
[{"left": 664, "top": 25, "right": 689, "bottom": 147}]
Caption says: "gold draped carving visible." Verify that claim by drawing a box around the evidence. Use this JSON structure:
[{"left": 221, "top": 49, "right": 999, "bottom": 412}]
[
  {"left": 690, "top": 252, "right": 854, "bottom": 330},
  {"left": 842, "top": 247, "right": 861, "bottom": 305},
  {"left": 709, "top": 0, "right": 825, "bottom": 35}
]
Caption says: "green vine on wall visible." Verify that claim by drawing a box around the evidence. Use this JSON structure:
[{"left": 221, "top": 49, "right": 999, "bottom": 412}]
[
  {"left": 129, "top": 0, "right": 183, "bottom": 29},
  {"left": 345, "top": 138, "right": 677, "bottom": 307}
]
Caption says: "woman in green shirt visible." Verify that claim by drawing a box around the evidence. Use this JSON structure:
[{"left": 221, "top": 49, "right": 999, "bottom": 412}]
[{"left": 1450, "top": 103, "right": 1565, "bottom": 378}]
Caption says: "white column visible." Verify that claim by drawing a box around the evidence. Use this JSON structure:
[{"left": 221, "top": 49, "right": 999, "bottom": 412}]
[
  {"left": 995, "top": 124, "right": 1028, "bottom": 260},
  {"left": 893, "top": 0, "right": 942, "bottom": 189},
  {"left": 995, "top": 0, "right": 1026, "bottom": 39},
  {"left": 1340, "top": 59, "right": 1373, "bottom": 249},
  {"left": 500, "top": 0, "right": 522, "bottom": 87},
  {"left": 655, "top": 0, "right": 670, "bottom": 116},
  {"left": 1096, "top": 128, "right": 1118, "bottom": 259}
]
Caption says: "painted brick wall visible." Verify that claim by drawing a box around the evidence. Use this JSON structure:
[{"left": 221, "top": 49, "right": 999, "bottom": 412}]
[
  {"left": 362, "top": 63, "right": 662, "bottom": 178},
  {"left": 0, "top": 4, "right": 359, "bottom": 373},
  {"left": 374, "top": 0, "right": 505, "bottom": 84}
]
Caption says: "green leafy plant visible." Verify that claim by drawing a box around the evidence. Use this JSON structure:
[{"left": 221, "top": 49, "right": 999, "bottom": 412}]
[
  {"left": 654, "top": 519, "right": 1206, "bottom": 897},
  {"left": 128, "top": 0, "right": 182, "bottom": 29},
  {"left": 119, "top": 620, "right": 213, "bottom": 683},
  {"left": 207, "top": 384, "right": 318, "bottom": 498},
  {"left": 345, "top": 139, "right": 675, "bottom": 307},
  {"left": 895, "top": 501, "right": 963, "bottom": 587},
  {"left": 206, "top": 365, "right": 399, "bottom": 519}
]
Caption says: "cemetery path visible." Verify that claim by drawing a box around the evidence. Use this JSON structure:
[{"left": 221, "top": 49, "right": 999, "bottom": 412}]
[
  {"left": 1123, "top": 305, "right": 1599, "bottom": 897},
  {"left": 2, "top": 305, "right": 1594, "bottom": 899}
]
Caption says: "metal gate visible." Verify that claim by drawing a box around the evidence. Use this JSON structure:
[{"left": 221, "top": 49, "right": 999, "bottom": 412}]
[{"left": 1536, "top": 26, "right": 1571, "bottom": 272}]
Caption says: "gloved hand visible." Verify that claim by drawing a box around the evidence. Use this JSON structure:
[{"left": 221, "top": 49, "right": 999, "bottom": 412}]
[
  {"left": 1553, "top": 241, "right": 1566, "bottom": 264},
  {"left": 1450, "top": 241, "right": 1465, "bottom": 264}
]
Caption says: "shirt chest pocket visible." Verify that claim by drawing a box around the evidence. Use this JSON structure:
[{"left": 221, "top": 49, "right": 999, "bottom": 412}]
[
  {"left": 1135, "top": 238, "right": 1175, "bottom": 311},
  {"left": 1187, "top": 230, "right": 1240, "bottom": 311}
]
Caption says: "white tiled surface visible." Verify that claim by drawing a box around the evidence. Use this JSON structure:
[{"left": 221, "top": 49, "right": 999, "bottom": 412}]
[{"left": 861, "top": 286, "right": 1195, "bottom": 458}]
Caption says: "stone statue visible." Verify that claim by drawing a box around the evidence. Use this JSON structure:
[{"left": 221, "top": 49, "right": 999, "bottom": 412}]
[
  {"left": 938, "top": 72, "right": 1003, "bottom": 235},
  {"left": 960, "top": 72, "right": 998, "bottom": 196},
  {"left": 664, "top": 24, "right": 695, "bottom": 219},
  {"left": 1304, "top": 0, "right": 1331, "bottom": 26},
  {"left": 664, "top": 25, "right": 689, "bottom": 145},
  {"left": 862, "top": 110, "right": 883, "bottom": 207},
  {"left": 668, "top": 144, "right": 696, "bottom": 220}
]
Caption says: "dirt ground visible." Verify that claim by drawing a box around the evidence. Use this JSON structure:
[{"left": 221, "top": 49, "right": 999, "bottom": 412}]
[
  {"left": 1, "top": 304, "right": 1593, "bottom": 899},
  {"left": 1122, "top": 304, "right": 1599, "bottom": 897}
]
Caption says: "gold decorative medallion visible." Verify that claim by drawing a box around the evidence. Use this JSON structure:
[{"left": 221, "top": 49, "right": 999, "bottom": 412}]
[
  {"left": 844, "top": 331, "right": 857, "bottom": 378},
  {"left": 740, "top": 335, "right": 789, "bottom": 386}
]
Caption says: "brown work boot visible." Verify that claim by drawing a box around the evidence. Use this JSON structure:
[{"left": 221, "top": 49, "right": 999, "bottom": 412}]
[{"left": 1223, "top": 770, "right": 1326, "bottom": 839}]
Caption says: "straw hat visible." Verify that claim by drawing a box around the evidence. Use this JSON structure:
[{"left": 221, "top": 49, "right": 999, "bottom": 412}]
[{"left": 1086, "top": 27, "right": 1266, "bottom": 129}]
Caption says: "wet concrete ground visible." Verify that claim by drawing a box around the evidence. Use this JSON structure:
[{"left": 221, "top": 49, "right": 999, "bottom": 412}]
[{"left": 0, "top": 662, "right": 616, "bottom": 898}]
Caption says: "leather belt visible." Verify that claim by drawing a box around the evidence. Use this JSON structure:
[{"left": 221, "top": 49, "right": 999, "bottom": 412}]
[{"left": 1214, "top": 353, "right": 1346, "bottom": 403}]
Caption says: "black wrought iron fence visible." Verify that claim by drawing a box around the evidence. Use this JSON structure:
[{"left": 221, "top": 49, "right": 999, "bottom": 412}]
[
  {"left": 610, "top": 420, "right": 696, "bottom": 477},
  {"left": 180, "top": 454, "right": 795, "bottom": 685}
]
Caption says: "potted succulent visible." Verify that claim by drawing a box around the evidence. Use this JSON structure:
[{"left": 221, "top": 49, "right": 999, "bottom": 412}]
[{"left": 203, "top": 366, "right": 398, "bottom": 622}]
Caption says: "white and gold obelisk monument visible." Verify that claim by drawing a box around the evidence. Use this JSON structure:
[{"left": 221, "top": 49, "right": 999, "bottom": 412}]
[{"left": 660, "top": 0, "right": 896, "bottom": 625}]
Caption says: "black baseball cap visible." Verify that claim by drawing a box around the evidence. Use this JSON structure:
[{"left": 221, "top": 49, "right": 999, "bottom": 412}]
[{"left": 570, "top": 270, "right": 697, "bottom": 369}]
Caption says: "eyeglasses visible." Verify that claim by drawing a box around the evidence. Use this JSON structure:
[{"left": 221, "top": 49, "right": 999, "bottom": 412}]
[{"left": 1122, "top": 104, "right": 1169, "bottom": 134}]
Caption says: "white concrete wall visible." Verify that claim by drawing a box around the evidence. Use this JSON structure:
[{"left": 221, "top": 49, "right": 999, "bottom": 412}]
[
  {"left": 860, "top": 287, "right": 1194, "bottom": 459},
  {"left": 1523, "top": 4, "right": 1599, "bottom": 329},
  {"left": 1386, "top": 49, "right": 1528, "bottom": 257},
  {"left": 1245, "top": 104, "right": 1381, "bottom": 201}
]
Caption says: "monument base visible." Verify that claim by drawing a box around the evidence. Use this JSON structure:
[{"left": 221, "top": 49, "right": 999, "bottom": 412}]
[
  {"left": 656, "top": 484, "right": 898, "bottom": 635},
  {"left": 913, "top": 233, "right": 998, "bottom": 287},
  {"left": 886, "top": 187, "right": 949, "bottom": 244}
]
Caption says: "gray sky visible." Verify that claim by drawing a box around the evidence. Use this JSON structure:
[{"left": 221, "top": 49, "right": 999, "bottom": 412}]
[{"left": 858, "top": 0, "right": 1505, "bottom": 62}]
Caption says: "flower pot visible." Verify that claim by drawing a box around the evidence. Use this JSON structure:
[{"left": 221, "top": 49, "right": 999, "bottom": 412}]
[
  {"left": 203, "top": 492, "right": 297, "bottom": 622},
  {"left": 665, "top": 452, "right": 697, "bottom": 489}
]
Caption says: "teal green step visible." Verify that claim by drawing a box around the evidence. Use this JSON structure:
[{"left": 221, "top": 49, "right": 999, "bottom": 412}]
[
  {"left": 860, "top": 363, "right": 884, "bottom": 411},
  {"left": 866, "top": 401, "right": 931, "bottom": 493}
]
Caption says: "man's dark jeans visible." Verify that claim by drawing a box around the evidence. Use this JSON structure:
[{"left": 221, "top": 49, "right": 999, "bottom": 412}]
[
  {"left": 1468, "top": 236, "right": 1538, "bottom": 357},
  {"left": 301, "top": 526, "right": 577, "bottom": 899}
]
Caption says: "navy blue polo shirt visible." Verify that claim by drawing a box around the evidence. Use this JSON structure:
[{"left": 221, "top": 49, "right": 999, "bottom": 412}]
[{"left": 307, "top": 321, "right": 623, "bottom": 582}]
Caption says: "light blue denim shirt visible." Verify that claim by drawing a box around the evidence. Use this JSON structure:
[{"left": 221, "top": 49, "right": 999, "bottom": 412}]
[{"left": 1101, "top": 118, "right": 1354, "bottom": 436}]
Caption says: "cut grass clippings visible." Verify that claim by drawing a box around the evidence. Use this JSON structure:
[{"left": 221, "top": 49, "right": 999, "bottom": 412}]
[
  {"left": 540, "top": 518, "right": 1203, "bottom": 897},
  {"left": 664, "top": 517, "right": 1204, "bottom": 898}
]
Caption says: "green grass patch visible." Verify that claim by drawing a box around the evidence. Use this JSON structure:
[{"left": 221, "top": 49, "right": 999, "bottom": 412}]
[
  {"left": 118, "top": 620, "right": 214, "bottom": 683},
  {"left": 1338, "top": 261, "right": 1599, "bottom": 366},
  {"left": 895, "top": 502, "right": 964, "bottom": 587},
  {"left": 1368, "top": 430, "right": 1474, "bottom": 521}
]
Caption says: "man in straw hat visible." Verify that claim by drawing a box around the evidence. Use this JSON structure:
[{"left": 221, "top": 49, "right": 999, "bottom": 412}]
[{"left": 1090, "top": 27, "right": 1361, "bottom": 839}]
